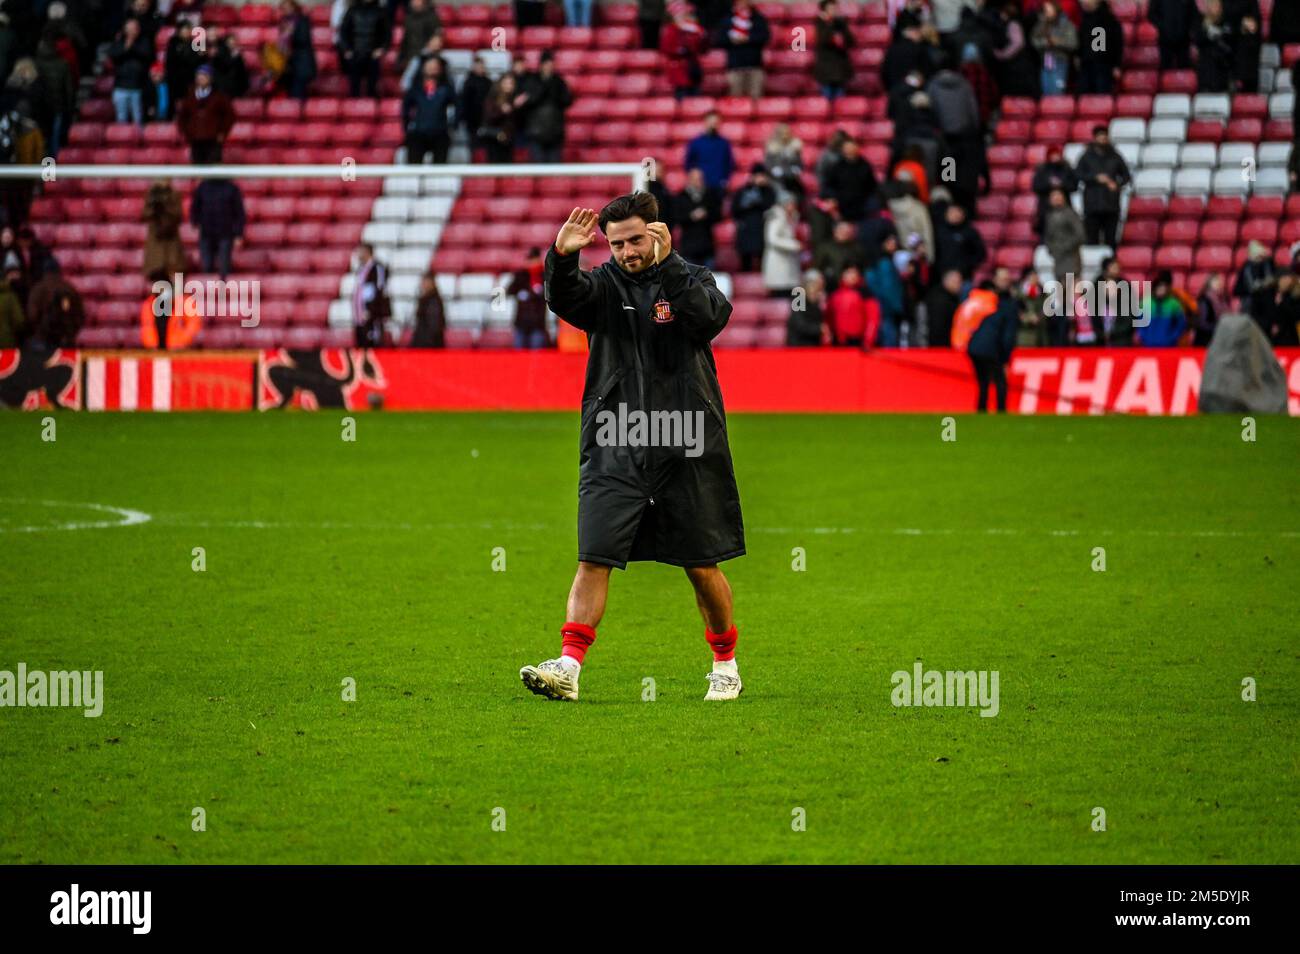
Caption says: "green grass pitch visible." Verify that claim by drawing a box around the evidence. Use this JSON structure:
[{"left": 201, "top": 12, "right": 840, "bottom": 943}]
[{"left": 1, "top": 411, "right": 1297, "bottom": 864}]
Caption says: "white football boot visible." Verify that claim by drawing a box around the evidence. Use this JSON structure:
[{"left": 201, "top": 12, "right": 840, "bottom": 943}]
[
  {"left": 704, "top": 669, "right": 743, "bottom": 701},
  {"left": 520, "top": 658, "right": 580, "bottom": 702}
]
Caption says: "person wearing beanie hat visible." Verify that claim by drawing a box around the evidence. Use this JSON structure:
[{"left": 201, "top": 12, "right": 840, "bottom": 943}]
[
  {"left": 1233, "top": 239, "right": 1279, "bottom": 327},
  {"left": 175, "top": 63, "right": 234, "bottom": 163},
  {"left": 730, "top": 163, "right": 776, "bottom": 271}
]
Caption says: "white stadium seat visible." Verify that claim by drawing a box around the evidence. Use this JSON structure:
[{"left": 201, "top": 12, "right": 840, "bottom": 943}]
[
  {"left": 372, "top": 197, "right": 412, "bottom": 223},
  {"left": 1254, "top": 167, "right": 1290, "bottom": 195},
  {"left": 1259, "top": 142, "right": 1292, "bottom": 166},
  {"left": 328, "top": 299, "right": 352, "bottom": 328},
  {"left": 1147, "top": 118, "right": 1188, "bottom": 142},
  {"left": 1178, "top": 143, "right": 1218, "bottom": 167},
  {"left": 1192, "top": 94, "right": 1231, "bottom": 120},
  {"left": 1134, "top": 168, "right": 1173, "bottom": 195},
  {"left": 1212, "top": 168, "right": 1250, "bottom": 196},
  {"left": 1114, "top": 141, "right": 1140, "bottom": 169},
  {"left": 456, "top": 274, "right": 497, "bottom": 299},
  {"left": 434, "top": 274, "right": 457, "bottom": 299},
  {"left": 1218, "top": 142, "right": 1257, "bottom": 168},
  {"left": 1141, "top": 143, "right": 1180, "bottom": 167},
  {"left": 1270, "top": 91, "right": 1295, "bottom": 119},
  {"left": 1153, "top": 94, "right": 1191, "bottom": 119},
  {"left": 1110, "top": 118, "right": 1146, "bottom": 142},
  {"left": 1173, "top": 167, "right": 1211, "bottom": 194}
]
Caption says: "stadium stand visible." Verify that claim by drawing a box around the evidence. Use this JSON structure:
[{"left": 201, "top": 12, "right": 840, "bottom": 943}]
[{"left": 6, "top": 0, "right": 1299, "bottom": 351}]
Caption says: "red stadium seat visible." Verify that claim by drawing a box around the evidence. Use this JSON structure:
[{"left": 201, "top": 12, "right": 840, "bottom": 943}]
[
  {"left": 1200, "top": 220, "right": 1239, "bottom": 245},
  {"left": 1154, "top": 246, "right": 1193, "bottom": 270}
]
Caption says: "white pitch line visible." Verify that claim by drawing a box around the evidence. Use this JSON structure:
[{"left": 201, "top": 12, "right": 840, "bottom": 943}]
[{"left": 0, "top": 499, "right": 153, "bottom": 534}]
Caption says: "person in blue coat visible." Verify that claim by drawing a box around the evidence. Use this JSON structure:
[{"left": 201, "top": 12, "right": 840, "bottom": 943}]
[{"left": 966, "top": 268, "right": 1020, "bottom": 412}]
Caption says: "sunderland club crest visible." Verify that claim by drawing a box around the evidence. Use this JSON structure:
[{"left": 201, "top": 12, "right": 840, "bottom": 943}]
[{"left": 653, "top": 299, "right": 674, "bottom": 323}]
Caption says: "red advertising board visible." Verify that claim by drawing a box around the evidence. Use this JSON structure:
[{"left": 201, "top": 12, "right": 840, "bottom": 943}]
[{"left": 4, "top": 348, "right": 1298, "bottom": 414}]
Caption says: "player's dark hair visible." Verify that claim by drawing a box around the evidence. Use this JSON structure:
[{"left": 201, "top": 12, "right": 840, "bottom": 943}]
[{"left": 598, "top": 192, "right": 659, "bottom": 232}]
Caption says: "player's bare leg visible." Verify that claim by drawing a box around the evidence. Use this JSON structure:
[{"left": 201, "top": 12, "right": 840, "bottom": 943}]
[
  {"left": 686, "top": 565, "right": 743, "bottom": 700},
  {"left": 521, "top": 561, "right": 611, "bottom": 701}
]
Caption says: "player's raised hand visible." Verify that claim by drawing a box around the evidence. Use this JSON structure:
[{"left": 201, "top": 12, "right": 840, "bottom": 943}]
[
  {"left": 646, "top": 221, "right": 672, "bottom": 265},
  {"left": 555, "top": 208, "right": 598, "bottom": 256}
]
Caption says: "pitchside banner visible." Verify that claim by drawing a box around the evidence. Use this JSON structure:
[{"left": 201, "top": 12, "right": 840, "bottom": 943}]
[{"left": 3, "top": 349, "right": 1299, "bottom": 414}]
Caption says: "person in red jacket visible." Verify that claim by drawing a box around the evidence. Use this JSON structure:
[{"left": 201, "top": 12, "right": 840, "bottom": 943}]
[
  {"left": 176, "top": 65, "right": 235, "bottom": 164},
  {"left": 660, "top": 2, "right": 708, "bottom": 100},
  {"left": 826, "top": 265, "right": 881, "bottom": 347}
]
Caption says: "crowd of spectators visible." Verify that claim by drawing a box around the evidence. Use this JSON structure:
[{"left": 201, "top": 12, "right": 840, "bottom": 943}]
[{"left": 1, "top": 0, "right": 1299, "bottom": 355}]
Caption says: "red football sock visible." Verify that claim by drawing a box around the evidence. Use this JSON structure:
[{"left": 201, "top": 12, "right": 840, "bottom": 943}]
[
  {"left": 705, "top": 624, "right": 738, "bottom": 662},
  {"left": 560, "top": 622, "right": 596, "bottom": 664}
]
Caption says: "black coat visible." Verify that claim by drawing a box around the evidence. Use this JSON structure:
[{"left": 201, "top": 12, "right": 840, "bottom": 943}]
[
  {"left": 968, "top": 293, "right": 1019, "bottom": 362},
  {"left": 1079, "top": 4, "right": 1124, "bottom": 70},
  {"left": 712, "top": 9, "right": 770, "bottom": 70},
  {"left": 1075, "top": 144, "right": 1130, "bottom": 215},
  {"left": 729, "top": 181, "right": 775, "bottom": 256},
  {"left": 1148, "top": 0, "right": 1198, "bottom": 42},
  {"left": 411, "top": 288, "right": 445, "bottom": 347},
  {"left": 1195, "top": 19, "right": 1235, "bottom": 93},
  {"left": 340, "top": 3, "right": 391, "bottom": 57},
  {"left": 813, "top": 17, "right": 853, "bottom": 87},
  {"left": 189, "top": 179, "right": 245, "bottom": 240},
  {"left": 674, "top": 186, "right": 722, "bottom": 261},
  {"left": 544, "top": 245, "right": 743, "bottom": 568}
]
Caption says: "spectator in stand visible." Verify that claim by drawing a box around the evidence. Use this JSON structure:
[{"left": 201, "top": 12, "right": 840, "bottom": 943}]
[
  {"left": 1043, "top": 187, "right": 1084, "bottom": 342},
  {"left": 564, "top": 0, "right": 594, "bottom": 28},
  {"left": 1137, "top": 271, "right": 1187, "bottom": 346},
  {"left": 32, "top": 29, "right": 75, "bottom": 157},
  {"left": 1233, "top": 240, "right": 1277, "bottom": 329},
  {"left": 1194, "top": 0, "right": 1234, "bottom": 94},
  {"left": 892, "top": 144, "right": 931, "bottom": 203},
  {"left": 958, "top": 42, "right": 998, "bottom": 128},
  {"left": 660, "top": 2, "right": 708, "bottom": 100},
  {"left": 814, "top": 129, "right": 849, "bottom": 193},
  {"left": 108, "top": 17, "right": 151, "bottom": 126},
  {"left": 695, "top": 0, "right": 733, "bottom": 31},
  {"left": 1194, "top": 272, "right": 1229, "bottom": 345},
  {"left": 891, "top": 0, "right": 933, "bottom": 31},
  {"left": 1288, "top": 140, "right": 1299, "bottom": 194},
  {"left": 813, "top": 0, "right": 854, "bottom": 101},
  {"left": 480, "top": 73, "right": 522, "bottom": 163},
  {"left": 164, "top": 22, "right": 202, "bottom": 118},
  {"left": 673, "top": 167, "right": 722, "bottom": 269},
  {"left": 519, "top": 52, "right": 572, "bottom": 163},
  {"left": 1076, "top": 0, "right": 1123, "bottom": 94},
  {"left": 885, "top": 178, "right": 933, "bottom": 263},
  {"left": 867, "top": 234, "right": 906, "bottom": 345},
  {"left": 0, "top": 228, "right": 25, "bottom": 284},
  {"left": 1270, "top": 273, "right": 1300, "bottom": 347},
  {"left": 509, "top": 248, "right": 550, "bottom": 348},
  {"left": 176, "top": 65, "right": 234, "bottom": 164},
  {"left": 46, "top": 3, "right": 89, "bottom": 78},
  {"left": 926, "top": 63, "right": 985, "bottom": 213},
  {"left": 731, "top": 163, "right": 776, "bottom": 272},
  {"left": 763, "top": 123, "right": 805, "bottom": 202},
  {"left": 1148, "top": 0, "right": 1198, "bottom": 70},
  {"left": 410, "top": 272, "right": 445, "bottom": 348},
  {"left": 140, "top": 267, "right": 201, "bottom": 350},
  {"left": 1031, "top": 1, "right": 1078, "bottom": 96},
  {"left": 399, "top": 0, "right": 442, "bottom": 71},
  {"left": 339, "top": 0, "right": 390, "bottom": 99},
  {"left": 1074, "top": 124, "right": 1129, "bottom": 249},
  {"left": 786, "top": 269, "right": 827, "bottom": 346},
  {"left": 1221, "top": 0, "right": 1260, "bottom": 32},
  {"left": 990, "top": 1, "right": 1038, "bottom": 97},
  {"left": 923, "top": 267, "right": 963, "bottom": 346},
  {"left": 821, "top": 138, "right": 879, "bottom": 227},
  {"left": 1232, "top": 14, "right": 1261, "bottom": 94},
  {"left": 24, "top": 260, "right": 84, "bottom": 350},
  {"left": 514, "top": 0, "right": 546, "bottom": 28},
  {"left": 814, "top": 219, "right": 867, "bottom": 290},
  {"left": 126, "top": 0, "right": 162, "bottom": 45},
  {"left": 712, "top": 0, "right": 769, "bottom": 99},
  {"left": 1092, "top": 256, "right": 1132, "bottom": 345},
  {"left": 212, "top": 32, "right": 251, "bottom": 99},
  {"left": 1031, "top": 145, "right": 1078, "bottom": 236},
  {"left": 401, "top": 32, "right": 448, "bottom": 91},
  {"left": 882, "top": 23, "right": 937, "bottom": 92},
  {"left": 352, "top": 243, "right": 390, "bottom": 347},
  {"left": 403, "top": 57, "right": 456, "bottom": 164},
  {"left": 189, "top": 177, "right": 245, "bottom": 280},
  {"left": 0, "top": 268, "right": 21, "bottom": 348},
  {"left": 459, "top": 56, "right": 493, "bottom": 147},
  {"left": 279, "top": 0, "right": 318, "bottom": 101},
  {"left": 827, "top": 265, "right": 879, "bottom": 347},
  {"left": 932, "top": 201, "right": 985, "bottom": 280},
  {"left": 684, "top": 112, "right": 735, "bottom": 192},
  {"left": 141, "top": 180, "right": 186, "bottom": 281},
  {"left": 638, "top": 0, "right": 666, "bottom": 50},
  {"left": 762, "top": 196, "right": 803, "bottom": 297}
]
